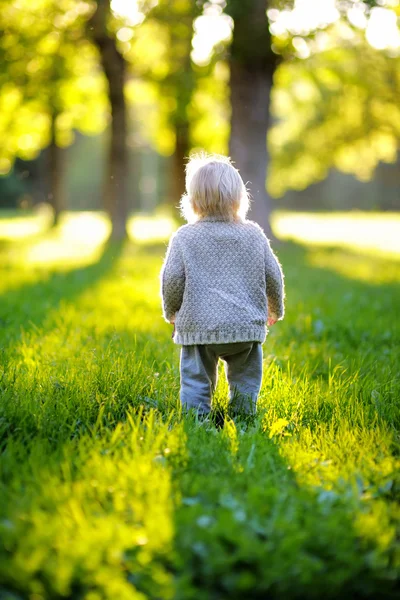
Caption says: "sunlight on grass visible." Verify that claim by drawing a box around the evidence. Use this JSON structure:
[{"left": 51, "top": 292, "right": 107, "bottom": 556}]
[
  {"left": 3, "top": 209, "right": 398, "bottom": 267},
  {"left": 1, "top": 414, "right": 177, "bottom": 599},
  {"left": 127, "top": 214, "right": 175, "bottom": 243},
  {"left": 272, "top": 211, "right": 400, "bottom": 260},
  {"left": 0, "top": 210, "right": 176, "bottom": 267},
  {"left": 0, "top": 206, "right": 53, "bottom": 239},
  {"left": 307, "top": 248, "right": 400, "bottom": 284},
  {"left": 0, "top": 233, "right": 399, "bottom": 597},
  {"left": 26, "top": 212, "right": 112, "bottom": 265}
]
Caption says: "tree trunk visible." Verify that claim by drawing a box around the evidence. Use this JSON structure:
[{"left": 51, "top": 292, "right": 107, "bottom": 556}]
[
  {"left": 89, "top": 0, "right": 128, "bottom": 240},
  {"left": 227, "top": 0, "right": 277, "bottom": 238},
  {"left": 48, "top": 110, "right": 64, "bottom": 227},
  {"left": 229, "top": 63, "right": 274, "bottom": 237}
]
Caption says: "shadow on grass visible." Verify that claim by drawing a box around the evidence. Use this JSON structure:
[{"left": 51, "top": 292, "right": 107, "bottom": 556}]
[
  {"left": 0, "top": 239, "right": 398, "bottom": 598},
  {"left": 164, "top": 416, "right": 398, "bottom": 600},
  {"left": 0, "top": 409, "right": 397, "bottom": 600}
]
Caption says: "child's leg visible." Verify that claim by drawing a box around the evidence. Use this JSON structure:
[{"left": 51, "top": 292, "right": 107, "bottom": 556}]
[
  {"left": 180, "top": 345, "right": 218, "bottom": 415},
  {"left": 222, "top": 342, "right": 263, "bottom": 415}
]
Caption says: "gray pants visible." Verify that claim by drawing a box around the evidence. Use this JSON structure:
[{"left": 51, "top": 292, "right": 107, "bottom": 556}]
[{"left": 180, "top": 341, "right": 263, "bottom": 415}]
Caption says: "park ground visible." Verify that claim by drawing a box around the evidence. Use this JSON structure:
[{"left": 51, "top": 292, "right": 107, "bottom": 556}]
[{"left": 0, "top": 211, "right": 399, "bottom": 599}]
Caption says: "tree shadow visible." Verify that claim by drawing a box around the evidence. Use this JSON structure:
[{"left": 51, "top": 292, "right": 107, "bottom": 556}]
[
  {"left": 0, "top": 239, "right": 398, "bottom": 598},
  {"left": 166, "top": 417, "right": 398, "bottom": 600}
]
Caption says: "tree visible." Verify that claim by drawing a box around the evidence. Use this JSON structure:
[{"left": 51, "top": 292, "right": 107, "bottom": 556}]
[
  {"left": 88, "top": 0, "right": 129, "bottom": 240},
  {"left": 224, "top": 0, "right": 277, "bottom": 237},
  {"left": 220, "top": 0, "right": 396, "bottom": 235},
  {"left": 120, "top": 0, "right": 231, "bottom": 209},
  {"left": 123, "top": 0, "right": 203, "bottom": 205},
  {"left": 0, "top": 0, "right": 108, "bottom": 225},
  {"left": 151, "top": 0, "right": 202, "bottom": 203}
]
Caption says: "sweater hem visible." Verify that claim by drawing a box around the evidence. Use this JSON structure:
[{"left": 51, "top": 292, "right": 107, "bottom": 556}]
[{"left": 173, "top": 325, "right": 267, "bottom": 346}]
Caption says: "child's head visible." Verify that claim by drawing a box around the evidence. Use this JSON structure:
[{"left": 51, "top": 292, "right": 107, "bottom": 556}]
[{"left": 180, "top": 153, "right": 249, "bottom": 222}]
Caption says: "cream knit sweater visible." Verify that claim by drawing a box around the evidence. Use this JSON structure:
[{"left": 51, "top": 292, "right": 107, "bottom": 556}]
[{"left": 160, "top": 216, "right": 285, "bottom": 345}]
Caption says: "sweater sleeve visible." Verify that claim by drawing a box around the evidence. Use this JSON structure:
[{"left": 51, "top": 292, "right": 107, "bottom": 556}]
[
  {"left": 160, "top": 233, "right": 186, "bottom": 323},
  {"left": 264, "top": 238, "right": 285, "bottom": 321}
]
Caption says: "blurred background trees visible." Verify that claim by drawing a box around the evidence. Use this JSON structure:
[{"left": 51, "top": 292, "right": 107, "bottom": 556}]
[
  {"left": 0, "top": 0, "right": 107, "bottom": 224},
  {"left": 0, "top": 0, "right": 399, "bottom": 239},
  {"left": 89, "top": 0, "right": 129, "bottom": 239}
]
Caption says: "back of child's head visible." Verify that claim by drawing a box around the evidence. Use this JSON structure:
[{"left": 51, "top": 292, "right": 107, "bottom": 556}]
[{"left": 180, "top": 153, "right": 249, "bottom": 223}]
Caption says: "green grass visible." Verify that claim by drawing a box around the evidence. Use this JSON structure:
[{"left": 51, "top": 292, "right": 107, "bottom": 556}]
[{"left": 0, "top": 215, "right": 399, "bottom": 599}]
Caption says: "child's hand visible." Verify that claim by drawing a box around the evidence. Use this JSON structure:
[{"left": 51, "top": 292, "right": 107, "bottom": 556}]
[
  {"left": 267, "top": 317, "right": 277, "bottom": 326},
  {"left": 170, "top": 315, "right": 176, "bottom": 324}
]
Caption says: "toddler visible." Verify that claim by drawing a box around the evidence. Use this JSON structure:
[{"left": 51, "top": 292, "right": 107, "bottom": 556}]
[{"left": 160, "top": 154, "right": 285, "bottom": 418}]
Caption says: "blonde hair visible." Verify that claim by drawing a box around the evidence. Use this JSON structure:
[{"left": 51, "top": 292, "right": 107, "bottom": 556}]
[{"left": 180, "top": 153, "right": 250, "bottom": 223}]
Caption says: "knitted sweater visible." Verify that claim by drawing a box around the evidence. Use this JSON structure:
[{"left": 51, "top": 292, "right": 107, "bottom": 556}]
[{"left": 160, "top": 216, "right": 285, "bottom": 345}]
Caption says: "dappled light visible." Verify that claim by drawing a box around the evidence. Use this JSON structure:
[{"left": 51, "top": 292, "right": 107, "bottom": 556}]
[
  {"left": 366, "top": 6, "right": 400, "bottom": 50},
  {"left": 1, "top": 211, "right": 400, "bottom": 283},
  {"left": 4, "top": 210, "right": 399, "bottom": 268}
]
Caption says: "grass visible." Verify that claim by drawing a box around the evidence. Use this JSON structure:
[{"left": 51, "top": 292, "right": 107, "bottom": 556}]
[{"left": 0, "top": 212, "right": 399, "bottom": 599}]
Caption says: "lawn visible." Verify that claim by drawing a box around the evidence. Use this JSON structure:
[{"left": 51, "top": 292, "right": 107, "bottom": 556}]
[{"left": 0, "top": 212, "right": 399, "bottom": 599}]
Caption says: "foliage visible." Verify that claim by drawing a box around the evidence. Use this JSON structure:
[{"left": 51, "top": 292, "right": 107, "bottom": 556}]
[
  {"left": 0, "top": 0, "right": 108, "bottom": 175},
  {"left": 269, "top": 36, "right": 400, "bottom": 196},
  {"left": 123, "top": 0, "right": 199, "bottom": 155},
  {"left": 0, "top": 213, "right": 399, "bottom": 598},
  {"left": 143, "top": 0, "right": 201, "bottom": 126},
  {"left": 122, "top": 0, "right": 229, "bottom": 156},
  {"left": 265, "top": 0, "right": 400, "bottom": 196}
]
